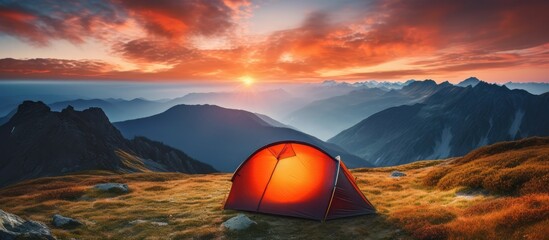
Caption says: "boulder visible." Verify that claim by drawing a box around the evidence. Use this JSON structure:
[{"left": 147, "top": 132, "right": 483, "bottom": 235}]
[
  {"left": 52, "top": 214, "right": 82, "bottom": 228},
  {"left": 94, "top": 183, "right": 129, "bottom": 193},
  {"left": 222, "top": 214, "right": 256, "bottom": 231},
  {"left": 0, "top": 209, "right": 55, "bottom": 240},
  {"left": 390, "top": 171, "right": 407, "bottom": 177}
]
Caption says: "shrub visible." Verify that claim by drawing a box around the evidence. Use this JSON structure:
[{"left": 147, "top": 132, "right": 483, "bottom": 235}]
[
  {"left": 412, "top": 225, "right": 449, "bottom": 240},
  {"left": 389, "top": 206, "right": 456, "bottom": 237},
  {"left": 455, "top": 194, "right": 549, "bottom": 238}
]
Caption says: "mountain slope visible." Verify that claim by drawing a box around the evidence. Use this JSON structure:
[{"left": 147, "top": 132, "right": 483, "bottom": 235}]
[
  {"left": 423, "top": 136, "right": 549, "bottom": 195},
  {"left": 0, "top": 101, "right": 216, "bottom": 187},
  {"left": 114, "top": 104, "right": 371, "bottom": 172},
  {"left": 286, "top": 80, "right": 449, "bottom": 140},
  {"left": 329, "top": 82, "right": 549, "bottom": 166},
  {"left": 0, "top": 109, "right": 15, "bottom": 125}
]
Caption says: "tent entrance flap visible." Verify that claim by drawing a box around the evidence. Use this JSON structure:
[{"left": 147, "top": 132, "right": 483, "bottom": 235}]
[{"left": 224, "top": 141, "right": 376, "bottom": 221}]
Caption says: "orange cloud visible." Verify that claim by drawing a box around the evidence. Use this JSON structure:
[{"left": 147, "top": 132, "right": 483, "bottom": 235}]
[
  {"left": 118, "top": 0, "right": 247, "bottom": 39},
  {"left": 0, "top": 0, "right": 548, "bottom": 82}
]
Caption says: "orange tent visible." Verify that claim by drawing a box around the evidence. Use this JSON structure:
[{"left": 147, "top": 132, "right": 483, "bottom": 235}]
[{"left": 224, "top": 141, "right": 375, "bottom": 221}]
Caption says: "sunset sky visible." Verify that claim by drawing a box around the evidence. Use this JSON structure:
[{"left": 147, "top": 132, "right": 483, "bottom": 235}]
[{"left": 0, "top": 0, "right": 548, "bottom": 83}]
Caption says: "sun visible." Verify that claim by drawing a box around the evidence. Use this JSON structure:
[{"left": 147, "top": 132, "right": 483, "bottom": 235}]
[{"left": 240, "top": 76, "right": 254, "bottom": 86}]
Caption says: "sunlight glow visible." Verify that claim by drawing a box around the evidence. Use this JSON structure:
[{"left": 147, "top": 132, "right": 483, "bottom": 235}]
[{"left": 240, "top": 76, "right": 255, "bottom": 86}]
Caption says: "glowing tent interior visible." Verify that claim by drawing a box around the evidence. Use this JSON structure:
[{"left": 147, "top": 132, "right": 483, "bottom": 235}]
[{"left": 224, "top": 141, "right": 376, "bottom": 221}]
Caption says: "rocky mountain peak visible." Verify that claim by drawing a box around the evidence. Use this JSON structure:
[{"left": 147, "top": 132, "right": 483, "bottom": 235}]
[
  {"left": 0, "top": 101, "right": 216, "bottom": 187},
  {"left": 11, "top": 100, "right": 51, "bottom": 122},
  {"left": 457, "top": 77, "right": 482, "bottom": 87}
]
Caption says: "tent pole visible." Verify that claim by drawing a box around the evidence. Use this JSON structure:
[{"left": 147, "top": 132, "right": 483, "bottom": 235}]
[
  {"left": 256, "top": 144, "right": 289, "bottom": 211},
  {"left": 256, "top": 158, "right": 281, "bottom": 211},
  {"left": 323, "top": 158, "right": 341, "bottom": 222}
]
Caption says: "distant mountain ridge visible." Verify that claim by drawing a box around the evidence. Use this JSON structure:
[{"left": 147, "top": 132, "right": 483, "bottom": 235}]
[
  {"left": 320, "top": 79, "right": 413, "bottom": 89},
  {"left": 48, "top": 89, "right": 307, "bottom": 123},
  {"left": 329, "top": 81, "right": 549, "bottom": 166},
  {"left": 114, "top": 104, "right": 372, "bottom": 172},
  {"left": 49, "top": 98, "right": 171, "bottom": 122},
  {"left": 285, "top": 80, "right": 451, "bottom": 140},
  {"left": 169, "top": 89, "right": 307, "bottom": 118},
  {"left": 456, "top": 77, "right": 549, "bottom": 95},
  {"left": 504, "top": 82, "right": 549, "bottom": 95},
  {"left": 0, "top": 101, "right": 216, "bottom": 187}
]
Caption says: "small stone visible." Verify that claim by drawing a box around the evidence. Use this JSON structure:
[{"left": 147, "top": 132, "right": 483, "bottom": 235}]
[
  {"left": 129, "top": 219, "right": 168, "bottom": 226},
  {"left": 52, "top": 214, "right": 82, "bottom": 228},
  {"left": 390, "top": 171, "right": 407, "bottom": 177},
  {"left": 222, "top": 214, "right": 257, "bottom": 231},
  {"left": 150, "top": 221, "right": 168, "bottom": 226},
  {"left": 94, "top": 183, "right": 129, "bottom": 193},
  {"left": 129, "top": 219, "right": 147, "bottom": 225}
]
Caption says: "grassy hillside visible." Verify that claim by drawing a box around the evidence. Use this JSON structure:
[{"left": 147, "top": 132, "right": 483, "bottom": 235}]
[
  {"left": 424, "top": 137, "right": 549, "bottom": 195},
  {"left": 0, "top": 138, "right": 547, "bottom": 239}
]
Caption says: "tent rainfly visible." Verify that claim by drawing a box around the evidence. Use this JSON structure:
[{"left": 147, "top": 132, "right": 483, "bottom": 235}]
[{"left": 224, "top": 141, "right": 375, "bottom": 221}]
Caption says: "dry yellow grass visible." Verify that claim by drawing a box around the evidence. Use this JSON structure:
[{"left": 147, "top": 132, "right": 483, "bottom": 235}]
[
  {"left": 0, "top": 162, "right": 493, "bottom": 240},
  {"left": 424, "top": 137, "right": 549, "bottom": 195},
  {"left": 0, "top": 138, "right": 547, "bottom": 239},
  {"left": 0, "top": 171, "right": 409, "bottom": 239}
]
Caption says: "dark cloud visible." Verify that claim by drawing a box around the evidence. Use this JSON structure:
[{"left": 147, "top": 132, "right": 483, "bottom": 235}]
[
  {"left": 342, "top": 69, "right": 428, "bottom": 80},
  {"left": 112, "top": 38, "right": 196, "bottom": 64},
  {"left": 0, "top": 0, "right": 125, "bottom": 45},
  {"left": 435, "top": 61, "right": 522, "bottom": 72},
  {"left": 0, "top": 0, "right": 247, "bottom": 45},
  {"left": 368, "top": 0, "right": 549, "bottom": 51},
  {"left": 0, "top": 58, "right": 116, "bottom": 79}
]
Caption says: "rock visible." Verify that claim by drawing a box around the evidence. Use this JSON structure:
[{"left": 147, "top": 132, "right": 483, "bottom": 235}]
[
  {"left": 94, "top": 183, "right": 129, "bottom": 193},
  {"left": 0, "top": 209, "right": 56, "bottom": 240},
  {"left": 455, "top": 188, "right": 489, "bottom": 199},
  {"left": 52, "top": 214, "right": 82, "bottom": 228},
  {"left": 222, "top": 214, "right": 256, "bottom": 231},
  {"left": 129, "top": 219, "right": 168, "bottom": 226},
  {"left": 390, "top": 171, "right": 406, "bottom": 177}
]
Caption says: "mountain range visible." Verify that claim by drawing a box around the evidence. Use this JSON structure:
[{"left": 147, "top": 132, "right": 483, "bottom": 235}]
[
  {"left": 0, "top": 101, "right": 216, "bottom": 187},
  {"left": 114, "top": 104, "right": 371, "bottom": 172},
  {"left": 329, "top": 81, "right": 549, "bottom": 166},
  {"left": 170, "top": 89, "right": 308, "bottom": 118},
  {"left": 1, "top": 77, "right": 547, "bottom": 182},
  {"left": 504, "top": 82, "right": 549, "bottom": 95},
  {"left": 4, "top": 78, "right": 546, "bottom": 141},
  {"left": 47, "top": 89, "right": 303, "bottom": 124},
  {"left": 285, "top": 80, "right": 450, "bottom": 140}
]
